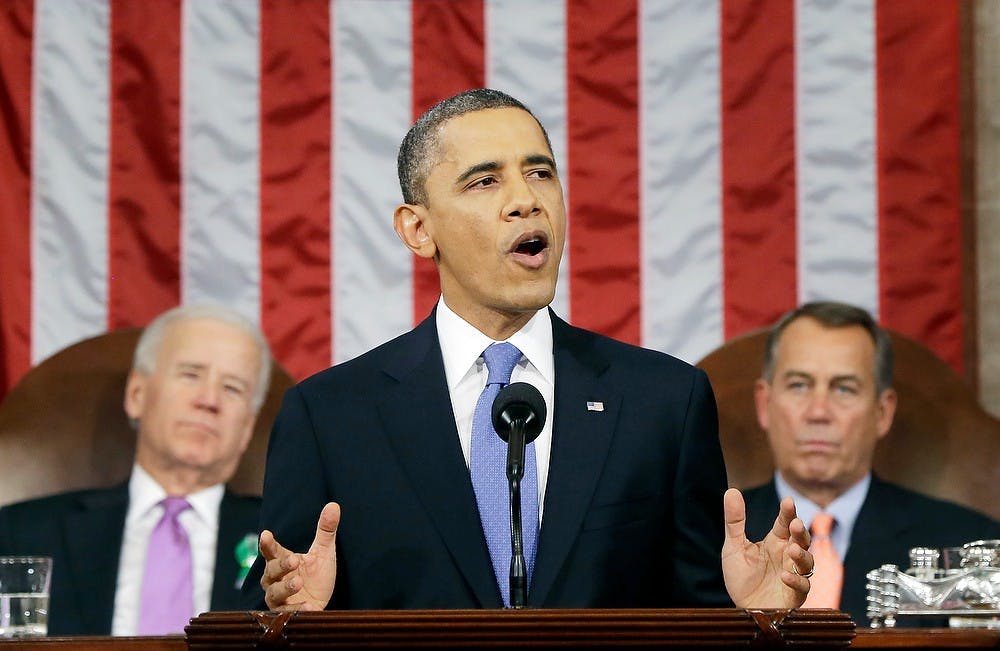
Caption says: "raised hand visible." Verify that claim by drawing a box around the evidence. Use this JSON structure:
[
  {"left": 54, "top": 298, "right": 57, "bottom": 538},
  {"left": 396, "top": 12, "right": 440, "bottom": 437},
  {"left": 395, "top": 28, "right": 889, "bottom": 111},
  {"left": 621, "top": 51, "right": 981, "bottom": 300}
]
[
  {"left": 721, "top": 488, "right": 813, "bottom": 608},
  {"left": 259, "top": 502, "right": 341, "bottom": 611}
]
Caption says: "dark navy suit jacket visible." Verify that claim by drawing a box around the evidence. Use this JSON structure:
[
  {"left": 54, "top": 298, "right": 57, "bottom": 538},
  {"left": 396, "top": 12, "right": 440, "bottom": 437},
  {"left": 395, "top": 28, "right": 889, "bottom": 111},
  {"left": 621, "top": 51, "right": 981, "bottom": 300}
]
[
  {"left": 0, "top": 483, "right": 260, "bottom": 635},
  {"left": 742, "top": 475, "right": 1000, "bottom": 625},
  {"left": 243, "top": 310, "right": 732, "bottom": 609}
]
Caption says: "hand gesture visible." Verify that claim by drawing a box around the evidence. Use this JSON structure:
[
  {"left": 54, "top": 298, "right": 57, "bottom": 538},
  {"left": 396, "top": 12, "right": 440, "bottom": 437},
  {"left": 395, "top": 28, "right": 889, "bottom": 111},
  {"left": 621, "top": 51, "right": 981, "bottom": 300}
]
[
  {"left": 259, "top": 502, "right": 341, "bottom": 611},
  {"left": 721, "top": 488, "right": 813, "bottom": 608}
]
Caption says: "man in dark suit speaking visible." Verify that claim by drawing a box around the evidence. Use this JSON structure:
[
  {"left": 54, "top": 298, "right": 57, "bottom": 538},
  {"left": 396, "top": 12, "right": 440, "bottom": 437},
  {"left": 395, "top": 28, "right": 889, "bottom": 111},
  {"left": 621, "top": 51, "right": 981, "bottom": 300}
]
[
  {"left": 0, "top": 304, "right": 271, "bottom": 635},
  {"left": 742, "top": 301, "right": 1000, "bottom": 624},
  {"left": 243, "top": 89, "right": 814, "bottom": 612}
]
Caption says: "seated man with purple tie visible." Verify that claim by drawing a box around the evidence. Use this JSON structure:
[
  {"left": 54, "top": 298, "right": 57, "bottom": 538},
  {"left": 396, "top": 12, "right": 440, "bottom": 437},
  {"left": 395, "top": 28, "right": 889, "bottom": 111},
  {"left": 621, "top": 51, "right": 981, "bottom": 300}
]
[
  {"left": 742, "top": 301, "right": 1000, "bottom": 624},
  {"left": 0, "top": 304, "right": 270, "bottom": 635},
  {"left": 242, "top": 88, "right": 816, "bottom": 613}
]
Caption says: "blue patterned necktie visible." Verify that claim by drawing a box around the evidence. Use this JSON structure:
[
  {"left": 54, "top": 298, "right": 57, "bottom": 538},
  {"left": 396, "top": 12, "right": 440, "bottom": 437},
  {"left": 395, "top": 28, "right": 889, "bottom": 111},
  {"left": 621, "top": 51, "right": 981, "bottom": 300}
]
[{"left": 470, "top": 342, "right": 539, "bottom": 607}]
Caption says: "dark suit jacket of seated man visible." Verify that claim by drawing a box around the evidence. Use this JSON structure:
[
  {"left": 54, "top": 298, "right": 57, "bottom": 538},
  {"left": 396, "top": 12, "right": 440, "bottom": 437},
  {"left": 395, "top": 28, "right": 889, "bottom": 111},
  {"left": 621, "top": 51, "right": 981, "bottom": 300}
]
[
  {"left": 743, "top": 474, "right": 1000, "bottom": 624},
  {"left": 0, "top": 482, "right": 260, "bottom": 635},
  {"left": 0, "top": 303, "right": 271, "bottom": 635},
  {"left": 243, "top": 88, "right": 815, "bottom": 612}
]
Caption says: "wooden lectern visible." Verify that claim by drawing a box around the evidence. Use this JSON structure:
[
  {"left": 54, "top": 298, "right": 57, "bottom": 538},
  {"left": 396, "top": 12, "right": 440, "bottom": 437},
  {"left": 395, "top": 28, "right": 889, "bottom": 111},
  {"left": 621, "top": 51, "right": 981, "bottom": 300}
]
[{"left": 185, "top": 608, "right": 855, "bottom": 649}]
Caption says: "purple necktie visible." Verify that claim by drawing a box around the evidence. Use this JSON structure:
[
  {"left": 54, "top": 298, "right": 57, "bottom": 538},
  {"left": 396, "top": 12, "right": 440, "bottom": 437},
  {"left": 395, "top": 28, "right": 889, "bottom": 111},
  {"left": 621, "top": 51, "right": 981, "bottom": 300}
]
[
  {"left": 137, "top": 496, "right": 193, "bottom": 635},
  {"left": 470, "top": 342, "right": 539, "bottom": 607}
]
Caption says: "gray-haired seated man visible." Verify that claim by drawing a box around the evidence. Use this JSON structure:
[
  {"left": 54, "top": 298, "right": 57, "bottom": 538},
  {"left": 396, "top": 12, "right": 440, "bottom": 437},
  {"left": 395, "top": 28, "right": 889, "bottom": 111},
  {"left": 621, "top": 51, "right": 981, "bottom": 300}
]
[
  {"left": 0, "top": 304, "right": 271, "bottom": 635},
  {"left": 741, "top": 301, "right": 1000, "bottom": 624}
]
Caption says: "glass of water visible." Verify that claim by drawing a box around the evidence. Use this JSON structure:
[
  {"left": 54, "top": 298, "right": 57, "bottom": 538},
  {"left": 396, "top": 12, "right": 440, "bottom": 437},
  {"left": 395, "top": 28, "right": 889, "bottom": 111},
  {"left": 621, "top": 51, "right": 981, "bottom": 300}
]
[{"left": 0, "top": 556, "right": 52, "bottom": 637}]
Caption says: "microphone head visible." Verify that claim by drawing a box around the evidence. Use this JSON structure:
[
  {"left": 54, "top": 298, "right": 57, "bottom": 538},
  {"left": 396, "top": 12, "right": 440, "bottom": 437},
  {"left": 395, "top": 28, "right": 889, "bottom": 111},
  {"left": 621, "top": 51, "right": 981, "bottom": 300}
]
[{"left": 491, "top": 382, "right": 546, "bottom": 444}]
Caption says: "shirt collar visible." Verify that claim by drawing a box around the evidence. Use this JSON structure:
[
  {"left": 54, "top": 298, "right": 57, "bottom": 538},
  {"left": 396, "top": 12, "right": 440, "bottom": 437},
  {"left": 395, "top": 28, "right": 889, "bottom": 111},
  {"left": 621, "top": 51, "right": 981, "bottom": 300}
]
[
  {"left": 127, "top": 463, "right": 224, "bottom": 526},
  {"left": 774, "top": 470, "right": 871, "bottom": 532},
  {"left": 436, "top": 296, "right": 554, "bottom": 388}
]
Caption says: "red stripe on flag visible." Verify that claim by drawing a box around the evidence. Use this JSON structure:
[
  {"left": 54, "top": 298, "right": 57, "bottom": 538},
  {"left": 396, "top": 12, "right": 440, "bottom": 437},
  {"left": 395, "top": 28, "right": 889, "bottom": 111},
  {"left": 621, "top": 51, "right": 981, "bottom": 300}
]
[
  {"left": 566, "top": 0, "right": 640, "bottom": 345},
  {"left": 410, "top": 0, "right": 485, "bottom": 324},
  {"left": 0, "top": 0, "right": 34, "bottom": 398},
  {"left": 108, "top": 0, "right": 182, "bottom": 330},
  {"left": 260, "top": 0, "right": 332, "bottom": 380},
  {"left": 720, "top": 0, "right": 797, "bottom": 338},
  {"left": 876, "top": 1, "right": 963, "bottom": 373}
]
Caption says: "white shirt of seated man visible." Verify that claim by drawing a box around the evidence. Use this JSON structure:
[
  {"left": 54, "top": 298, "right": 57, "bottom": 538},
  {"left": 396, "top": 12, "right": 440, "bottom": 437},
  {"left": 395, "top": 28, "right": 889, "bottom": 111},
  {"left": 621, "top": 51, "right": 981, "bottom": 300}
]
[{"left": 112, "top": 464, "right": 222, "bottom": 636}]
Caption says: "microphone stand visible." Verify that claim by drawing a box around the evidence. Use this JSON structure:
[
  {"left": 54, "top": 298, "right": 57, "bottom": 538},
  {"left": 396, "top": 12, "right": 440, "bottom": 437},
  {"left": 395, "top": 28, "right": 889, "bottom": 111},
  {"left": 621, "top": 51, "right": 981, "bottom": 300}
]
[{"left": 505, "top": 415, "right": 528, "bottom": 609}]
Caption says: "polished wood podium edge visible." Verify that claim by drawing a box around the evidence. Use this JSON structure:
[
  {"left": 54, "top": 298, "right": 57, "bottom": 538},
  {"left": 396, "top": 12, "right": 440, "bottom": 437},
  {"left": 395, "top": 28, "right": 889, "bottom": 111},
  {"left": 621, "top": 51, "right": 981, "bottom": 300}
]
[
  {"left": 851, "top": 627, "right": 1000, "bottom": 648},
  {"left": 0, "top": 636, "right": 183, "bottom": 650},
  {"left": 185, "top": 608, "right": 855, "bottom": 648}
]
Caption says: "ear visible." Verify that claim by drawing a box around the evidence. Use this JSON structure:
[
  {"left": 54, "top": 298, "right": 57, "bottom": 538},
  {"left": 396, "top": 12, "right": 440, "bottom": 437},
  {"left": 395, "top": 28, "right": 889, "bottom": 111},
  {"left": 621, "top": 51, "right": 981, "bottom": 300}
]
[
  {"left": 123, "top": 370, "right": 148, "bottom": 422},
  {"left": 753, "top": 378, "right": 772, "bottom": 431},
  {"left": 875, "top": 387, "right": 897, "bottom": 441},
  {"left": 394, "top": 203, "right": 437, "bottom": 260}
]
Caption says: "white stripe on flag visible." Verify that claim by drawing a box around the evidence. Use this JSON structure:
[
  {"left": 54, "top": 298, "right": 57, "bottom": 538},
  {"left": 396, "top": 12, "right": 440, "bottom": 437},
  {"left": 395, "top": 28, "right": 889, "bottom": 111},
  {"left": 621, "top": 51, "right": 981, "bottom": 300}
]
[
  {"left": 639, "top": 0, "right": 723, "bottom": 363},
  {"left": 332, "top": 0, "right": 414, "bottom": 363},
  {"left": 181, "top": 0, "right": 261, "bottom": 323},
  {"left": 795, "top": 0, "right": 879, "bottom": 317},
  {"left": 31, "top": 0, "right": 110, "bottom": 364},
  {"left": 486, "top": 0, "right": 571, "bottom": 321}
]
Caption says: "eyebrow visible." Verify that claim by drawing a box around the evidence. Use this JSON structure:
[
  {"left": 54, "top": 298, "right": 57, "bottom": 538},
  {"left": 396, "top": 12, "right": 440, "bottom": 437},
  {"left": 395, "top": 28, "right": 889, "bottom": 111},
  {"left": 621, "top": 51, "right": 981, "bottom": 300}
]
[
  {"left": 780, "top": 370, "right": 862, "bottom": 385},
  {"left": 456, "top": 160, "right": 501, "bottom": 184},
  {"left": 525, "top": 153, "right": 557, "bottom": 170},
  {"left": 455, "top": 154, "right": 558, "bottom": 185},
  {"left": 176, "top": 362, "right": 250, "bottom": 388}
]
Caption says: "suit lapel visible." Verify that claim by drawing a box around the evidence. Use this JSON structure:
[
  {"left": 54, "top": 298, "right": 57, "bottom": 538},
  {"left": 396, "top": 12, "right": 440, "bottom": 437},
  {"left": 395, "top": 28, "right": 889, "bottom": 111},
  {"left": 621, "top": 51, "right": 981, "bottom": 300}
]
[
  {"left": 842, "top": 476, "right": 912, "bottom": 619},
  {"left": 63, "top": 486, "right": 128, "bottom": 635},
  {"left": 743, "top": 481, "right": 781, "bottom": 542},
  {"left": 530, "top": 315, "right": 619, "bottom": 606},
  {"left": 846, "top": 476, "right": 908, "bottom": 561},
  {"left": 378, "top": 316, "right": 501, "bottom": 607},
  {"left": 852, "top": 477, "right": 899, "bottom": 530},
  {"left": 211, "top": 492, "right": 259, "bottom": 610}
]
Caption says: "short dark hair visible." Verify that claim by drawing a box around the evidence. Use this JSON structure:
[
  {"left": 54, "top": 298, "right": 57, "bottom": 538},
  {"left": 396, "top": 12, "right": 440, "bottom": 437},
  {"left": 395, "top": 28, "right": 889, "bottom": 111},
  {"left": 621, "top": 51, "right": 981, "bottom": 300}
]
[
  {"left": 762, "top": 301, "right": 894, "bottom": 393},
  {"left": 396, "top": 88, "right": 555, "bottom": 205}
]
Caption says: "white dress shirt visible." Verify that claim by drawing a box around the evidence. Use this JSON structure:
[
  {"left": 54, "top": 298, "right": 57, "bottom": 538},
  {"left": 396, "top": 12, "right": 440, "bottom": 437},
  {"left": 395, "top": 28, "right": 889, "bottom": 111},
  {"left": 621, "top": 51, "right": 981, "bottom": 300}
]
[
  {"left": 111, "top": 464, "right": 223, "bottom": 636},
  {"left": 436, "top": 297, "right": 555, "bottom": 522}
]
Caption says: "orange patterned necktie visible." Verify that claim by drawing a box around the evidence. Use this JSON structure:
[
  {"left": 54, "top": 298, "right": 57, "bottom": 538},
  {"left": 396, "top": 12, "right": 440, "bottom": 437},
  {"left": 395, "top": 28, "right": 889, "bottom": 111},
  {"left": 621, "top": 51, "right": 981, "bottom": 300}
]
[{"left": 802, "top": 512, "right": 843, "bottom": 609}]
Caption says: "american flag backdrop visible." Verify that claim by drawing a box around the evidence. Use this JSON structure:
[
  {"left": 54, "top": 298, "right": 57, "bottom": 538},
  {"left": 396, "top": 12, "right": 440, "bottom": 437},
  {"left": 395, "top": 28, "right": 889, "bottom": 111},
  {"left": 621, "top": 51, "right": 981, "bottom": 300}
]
[{"left": 0, "top": 0, "right": 965, "bottom": 399}]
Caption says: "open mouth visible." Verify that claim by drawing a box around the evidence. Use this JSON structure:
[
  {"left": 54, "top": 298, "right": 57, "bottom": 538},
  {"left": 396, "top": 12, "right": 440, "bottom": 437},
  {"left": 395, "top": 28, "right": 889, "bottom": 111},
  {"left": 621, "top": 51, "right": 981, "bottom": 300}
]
[{"left": 511, "top": 232, "right": 549, "bottom": 256}]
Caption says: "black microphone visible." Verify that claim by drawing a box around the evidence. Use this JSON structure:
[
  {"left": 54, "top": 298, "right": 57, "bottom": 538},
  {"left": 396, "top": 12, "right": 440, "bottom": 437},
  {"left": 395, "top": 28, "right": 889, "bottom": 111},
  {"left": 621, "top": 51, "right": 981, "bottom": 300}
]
[{"left": 491, "top": 382, "right": 546, "bottom": 609}]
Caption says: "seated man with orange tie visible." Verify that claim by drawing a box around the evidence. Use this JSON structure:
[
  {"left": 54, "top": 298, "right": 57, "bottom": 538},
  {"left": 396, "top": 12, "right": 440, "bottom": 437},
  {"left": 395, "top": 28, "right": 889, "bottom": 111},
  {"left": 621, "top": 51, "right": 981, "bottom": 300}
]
[
  {"left": 742, "top": 301, "right": 1000, "bottom": 624},
  {"left": 0, "top": 304, "right": 270, "bottom": 636}
]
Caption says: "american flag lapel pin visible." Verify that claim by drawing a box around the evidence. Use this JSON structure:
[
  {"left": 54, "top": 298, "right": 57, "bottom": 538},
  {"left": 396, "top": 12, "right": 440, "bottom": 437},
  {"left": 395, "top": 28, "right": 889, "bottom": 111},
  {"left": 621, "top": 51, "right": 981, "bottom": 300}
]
[{"left": 586, "top": 401, "right": 604, "bottom": 412}]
